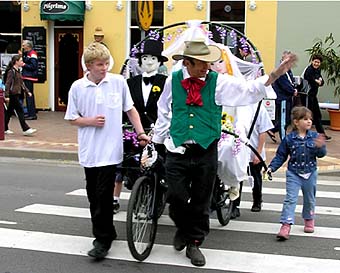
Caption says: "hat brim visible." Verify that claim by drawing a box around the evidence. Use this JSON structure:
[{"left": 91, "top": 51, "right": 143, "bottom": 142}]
[
  {"left": 135, "top": 53, "right": 168, "bottom": 62},
  {"left": 172, "top": 45, "right": 221, "bottom": 63}
]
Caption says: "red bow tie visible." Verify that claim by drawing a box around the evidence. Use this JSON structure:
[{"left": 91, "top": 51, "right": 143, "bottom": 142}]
[{"left": 181, "top": 77, "right": 206, "bottom": 106}]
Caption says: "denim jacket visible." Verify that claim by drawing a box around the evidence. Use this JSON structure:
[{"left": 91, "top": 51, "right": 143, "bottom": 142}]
[{"left": 269, "top": 130, "right": 326, "bottom": 175}]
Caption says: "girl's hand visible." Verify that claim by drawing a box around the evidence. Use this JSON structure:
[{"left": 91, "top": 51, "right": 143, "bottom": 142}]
[{"left": 314, "top": 134, "right": 326, "bottom": 148}]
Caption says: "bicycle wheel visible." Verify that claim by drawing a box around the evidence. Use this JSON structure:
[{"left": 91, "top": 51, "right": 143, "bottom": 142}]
[
  {"left": 215, "top": 178, "right": 234, "bottom": 226},
  {"left": 126, "top": 175, "right": 158, "bottom": 261}
]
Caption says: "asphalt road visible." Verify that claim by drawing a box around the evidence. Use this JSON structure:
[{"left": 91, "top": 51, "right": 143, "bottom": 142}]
[{"left": 0, "top": 157, "right": 339, "bottom": 273}]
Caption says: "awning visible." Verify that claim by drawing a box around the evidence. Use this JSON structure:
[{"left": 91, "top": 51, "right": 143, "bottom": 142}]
[{"left": 40, "top": 1, "right": 85, "bottom": 21}]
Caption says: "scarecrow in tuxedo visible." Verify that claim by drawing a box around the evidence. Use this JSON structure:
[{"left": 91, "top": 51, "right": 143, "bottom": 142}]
[
  {"left": 127, "top": 39, "right": 168, "bottom": 128},
  {"left": 113, "top": 39, "right": 168, "bottom": 214}
]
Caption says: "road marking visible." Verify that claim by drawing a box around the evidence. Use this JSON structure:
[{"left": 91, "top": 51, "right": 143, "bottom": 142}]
[
  {"left": 242, "top": 186, "right": 340, "bottom": 199},
  {"left": 67, "top": 186, "right": 340, "bottom": 199},
  {"left": 335, "top": 247, "right": 340, "bottom": 251},
  {"left": 0, "top": 227, "right": 339, "bottom": 272},
  {"left": 15, "top": 204, "right": 340, "bottom": 240},
  {"left": 0, "top": 220, "right": 17, "bottom": 225}
]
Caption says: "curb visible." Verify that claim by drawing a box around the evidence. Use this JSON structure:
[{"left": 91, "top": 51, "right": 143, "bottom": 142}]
[{"left": 0, "top": 147, "right": 78, "bottom": 162}]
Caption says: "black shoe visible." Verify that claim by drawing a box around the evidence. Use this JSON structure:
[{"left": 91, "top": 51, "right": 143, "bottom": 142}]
[
  {"left": 88, "top": 240, "right": 110, "bottom": 260},
  {"left": 113, "top": 200, "right": 120, "bottom": 214},
  {"left": 25, "top": 116, "right": 37, "bottom": 120},
  {"left": 173, "top": 230, "right": 186, "bottom": 251},
  {"left": 230, "top": 207, "right": 240, "bottom": 219},
  {"left": 251, "top": 203, "right": 262, "bottom": 212},
  {"left": 186, "top": 243, "right": 206, "bottom": 267},
  {"left": 325, "top": 135, "right": 332, "bottom": 141}
]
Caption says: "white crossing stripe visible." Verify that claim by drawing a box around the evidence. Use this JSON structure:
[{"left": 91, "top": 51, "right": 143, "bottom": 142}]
[
  {"left": 239, "top": 201, "right": 340, "bottom": 216},
  {"left": 242, "top": 186, "right": 340, "bottom": 199},
  {"left": 0, "top": 220, "right": 17, "bottom": 225},
  {"left": 267, "top": 177, "right": 340, "bottom": 186},
  {"left": 15, "top": 204, "right": 340, "bottom": 240},
  {"left": 0, "top": 227, "right": 339, "bottom": 273},
  {"left": 67, "top": 187, "right": 340, "bottom": 200}
]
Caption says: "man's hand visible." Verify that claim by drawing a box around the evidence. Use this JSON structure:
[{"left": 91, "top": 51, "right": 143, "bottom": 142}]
[{"left": 93, "top": 115, "right": 105, "bottom": 127}]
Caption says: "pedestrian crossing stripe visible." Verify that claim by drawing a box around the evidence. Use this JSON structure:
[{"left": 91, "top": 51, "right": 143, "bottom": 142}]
[
  {"left": 15, "top": 204, "right": 340, "bottom": 240},
  {"left": 0, "top": 227, "right": 339, "bottom": 272},
  {"left": 66, "top": 186, "right": 340, "bottom": 199}
]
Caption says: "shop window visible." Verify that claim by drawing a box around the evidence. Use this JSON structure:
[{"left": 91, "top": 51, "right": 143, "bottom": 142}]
[
  {"left": 210, "top": 1, "right": 245, "bottom": 34},
  {"left": 130, "top": 0, "right": 164, "bottom": 50},
  {"left": 0, "top": 1, "right": 21, "bottom": 54}
]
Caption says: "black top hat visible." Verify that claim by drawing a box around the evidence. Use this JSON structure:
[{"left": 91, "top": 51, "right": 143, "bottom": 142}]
[{"left": 136, "top": 39, "right": 168, "bottom": 62}]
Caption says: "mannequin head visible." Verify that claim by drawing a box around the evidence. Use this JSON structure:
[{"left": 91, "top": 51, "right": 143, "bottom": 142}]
[
  {"left": 140, "top": 54, "right": 161, "bottom": 73},
  {"left": 211, "top": 49, "right": 233, "bottom": 75}
]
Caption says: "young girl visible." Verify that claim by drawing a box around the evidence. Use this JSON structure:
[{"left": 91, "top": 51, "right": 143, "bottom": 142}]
[
  {"left": 4, "top": 55, "right": 37, "bottom": 136},
  {"left": 267, "top": 106, "right": 326, "bottom": 240}
]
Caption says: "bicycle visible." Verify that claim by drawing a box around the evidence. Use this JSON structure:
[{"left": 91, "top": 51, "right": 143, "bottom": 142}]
[{"left": 126, "top": 142, "right": 167, "bottom": 261}]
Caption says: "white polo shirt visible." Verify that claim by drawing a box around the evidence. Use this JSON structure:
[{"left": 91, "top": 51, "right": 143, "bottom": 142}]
[{"left": 65, "top": 73, "right": 134, "bottom": 167}]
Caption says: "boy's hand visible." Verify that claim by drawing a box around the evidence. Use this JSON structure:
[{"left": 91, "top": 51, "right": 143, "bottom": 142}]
[{"left": 94, "top": 115, "right": 105, "bottom": 127}]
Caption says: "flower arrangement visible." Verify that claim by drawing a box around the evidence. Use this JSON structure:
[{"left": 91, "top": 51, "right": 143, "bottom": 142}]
[
  {"left": 152, "top": 85, "right": 161, "bottom": 92},
  {"left": 123, "top": 125, "right": 139, "bottom": 147},
  {"left": 220, "top": 112, "right": 242, "bottom": 156}
]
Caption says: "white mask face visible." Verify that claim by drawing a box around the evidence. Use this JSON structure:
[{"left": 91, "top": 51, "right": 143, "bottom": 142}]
[{"left": 141, "top": 55, "right": 160, "bottom": 73}]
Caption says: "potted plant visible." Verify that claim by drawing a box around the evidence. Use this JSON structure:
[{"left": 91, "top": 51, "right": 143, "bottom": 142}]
[{"left": 306, "top": 33, "right": 340, "bottom": 130}]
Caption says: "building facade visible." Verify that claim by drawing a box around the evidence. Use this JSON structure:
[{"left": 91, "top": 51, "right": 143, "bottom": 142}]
[{"left": 1, "top": 0, "right": 339, "bottom": 112}]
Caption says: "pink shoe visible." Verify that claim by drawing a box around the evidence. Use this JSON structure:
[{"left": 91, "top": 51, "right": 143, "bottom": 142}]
[
  {"left": 304, "top": 219, "right": 314, "bottom": 233},
  {"left": 277, "top": 223, "right": 291, "bottom": 240}
]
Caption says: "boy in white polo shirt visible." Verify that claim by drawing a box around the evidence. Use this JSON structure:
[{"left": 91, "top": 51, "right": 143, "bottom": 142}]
[{"left": 65, "top": 42, "right": 149, "bottom": 260}]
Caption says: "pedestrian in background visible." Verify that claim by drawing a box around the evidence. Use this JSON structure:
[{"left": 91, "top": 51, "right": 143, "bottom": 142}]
[
  {"left": 269, "top": 50, "right": 298, "bottom": 142},
  {"left": 21, "top": 40, "right": 38, "bottom": 120},
  {"left": 267, "top": 106, "right": 326, "bottom": 240},
  {"left": 4, "top": 55, "right": 37, "bottom": 136},
  {"left": 64, "top": 42, "right": 149, "bottom": 260},
  {"left": 302, "top": 54, "right": 331, "bottom": 141},
  {"left": 152, "top": 39, "right": 297, "bottom": 266}
]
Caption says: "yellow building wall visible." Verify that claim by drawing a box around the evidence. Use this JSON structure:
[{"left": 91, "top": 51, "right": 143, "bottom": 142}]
[
  {"left": 84, "top": 1, "right": 127, "bottom": 74},
  {"left": 245, "top": 0, "right": 277, "bottom": 72},
  {"left": 21, "top": 1, "right": 49, "bottom": 110},
  {"left": 164, "top": 1, "right": 206, "bottom": 25}
]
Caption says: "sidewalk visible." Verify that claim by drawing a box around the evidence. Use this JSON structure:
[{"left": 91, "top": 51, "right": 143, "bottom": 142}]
[{"left": 1, "top": 111, "right": 340, "bottom": 174}]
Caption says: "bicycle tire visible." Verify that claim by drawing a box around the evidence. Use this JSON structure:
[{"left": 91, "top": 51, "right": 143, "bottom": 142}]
[
  {"left": 126, "top": 175, "right": 158, "bottom": 261},
  {"left": 215, "top": 179, "right": 234, "bottom": 226}
]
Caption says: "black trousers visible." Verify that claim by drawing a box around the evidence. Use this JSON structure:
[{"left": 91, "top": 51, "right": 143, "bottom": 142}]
[
  {"left": 84, "top": 165, "right": 117, "bottom": 247},
  {"left": 24, "top": 80, "right": 37, "bottom": 118},
  {"left": 249, "top": 162, "right": 264, "bottom": 205},
  {"left": 304, "top": 95, "right": 325, "bottom": 134},
  {"left": 5, "top": 94, "right": 30, "bottom": 132},
  {"left": 165, "top": 140, "right": 218, "bottom": 244}
]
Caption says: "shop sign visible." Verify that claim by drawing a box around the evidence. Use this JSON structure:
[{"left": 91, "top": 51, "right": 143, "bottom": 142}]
[
  {"left": 137, "top": 0, "right": 154, "bottom": 31},
  {"left": 41, "top": 1, "right": 69, "bottom": 14}
]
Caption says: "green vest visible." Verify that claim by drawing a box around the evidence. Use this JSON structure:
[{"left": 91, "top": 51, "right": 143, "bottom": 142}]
[{"left": 170, "top": 70, "right": 222, "bottom": 149}]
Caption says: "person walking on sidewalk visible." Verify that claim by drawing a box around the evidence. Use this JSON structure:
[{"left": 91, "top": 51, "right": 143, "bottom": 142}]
[
  {"left": 21, "top": 40, "right": 38, "bottom": 120},
  {"left": 152, "top": 39, "right": 297, "bottom": 266},
  {"left": 4, "top": 55, "right": 37, "bottom": 136},
  {"left": 64, "top": 42, "right": 149, "bottom": 260},
  {"left": 266, "top": 106, "right": 326, "bottom": 241},
  {"left": 302, "top": 54, "right": 331, "bottom": 141}
]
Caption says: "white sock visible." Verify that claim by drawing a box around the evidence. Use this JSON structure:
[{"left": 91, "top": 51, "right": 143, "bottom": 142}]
[{"left": 113, "top": 196, "right": 119, "bottom": 203}]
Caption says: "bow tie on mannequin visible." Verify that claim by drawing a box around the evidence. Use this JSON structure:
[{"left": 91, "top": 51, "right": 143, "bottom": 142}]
[
  {"left": 143, "top": 76, "right": 156, "bottom": 85},
  {"left": 181, "top": 77, "right": 206, "bottom": 106}
]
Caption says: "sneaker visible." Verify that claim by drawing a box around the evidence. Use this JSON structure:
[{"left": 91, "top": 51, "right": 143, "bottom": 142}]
[
  {"left": 325, "top": 135, "right": 332, "bottom": 142},
  {"left": 304, "top": 219, "right": 314, "bottom": 233},
  {"left": 23, "top": 128, "right": 37, "bottom": 136},
  {"left": 186, "top": 242, "right": 206, "bottom": 267},
  {"left": 230, "top": 207, "right": 240, "bottom": 219},
  {"left": 251, "top": 203, "right": 262, "bottom": 212},
  {"left": 229, "top": 186, "right": 239, "bottom": 201},
  {"left": 87, "top": 240, "right": 110, "bottom": 260},
  {"left": 276, "top": 223, "right": 291, "bottom": 240},
  {"left": 5, "top": 130, "right": 14, "bottom": 134},
  {"left": 113, "top": 200, "right": 120, "bottom": 214},
  {"left": 173, "top": 230, "right": 186, "bottom": 251}
]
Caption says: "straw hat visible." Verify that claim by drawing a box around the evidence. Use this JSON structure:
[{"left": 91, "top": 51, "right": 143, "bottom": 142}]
[
  {"left": 94, "top": 27, "right": 104, "bottom": 36},
  {"left": 172, "top": 40, "right": 221, "bottom": 63}
]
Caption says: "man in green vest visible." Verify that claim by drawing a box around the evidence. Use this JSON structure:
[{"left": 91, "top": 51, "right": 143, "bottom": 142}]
[{"left": 152, "top": 39, "right": 296, "bottom": 267}]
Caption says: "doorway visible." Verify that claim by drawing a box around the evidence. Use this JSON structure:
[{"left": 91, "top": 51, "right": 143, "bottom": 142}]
[{"left": 54, "top": 28, "right": 83, "bottom": 111}]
